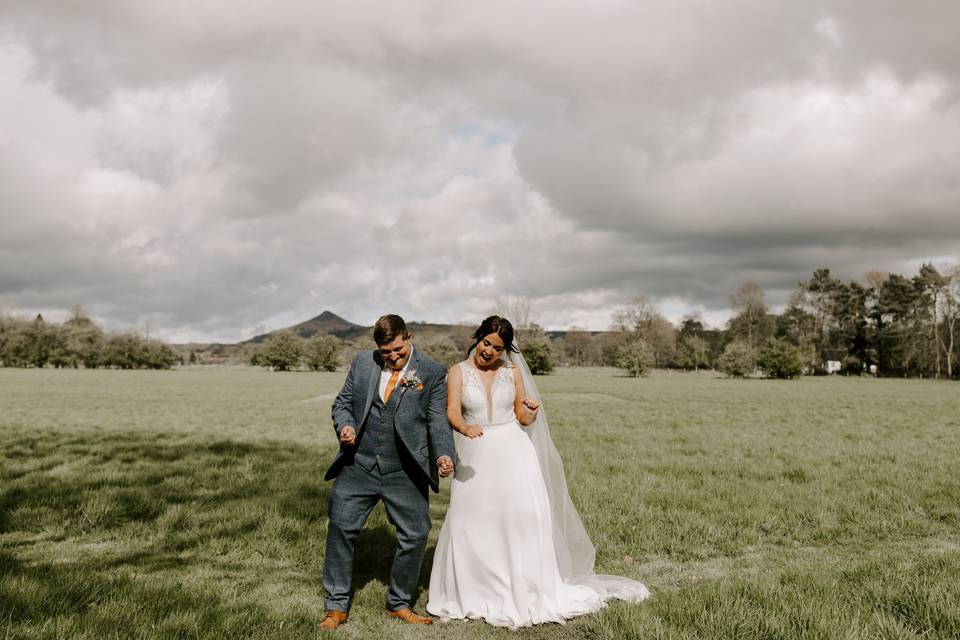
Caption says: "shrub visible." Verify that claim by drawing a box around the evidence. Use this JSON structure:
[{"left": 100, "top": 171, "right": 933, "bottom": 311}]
[
  {"left": 718, "top": 341, "right": 756, "bottom": 378},
  {"left": 417, "top": 335, "right": 460, "bottom": 368},
  {"left": 304, "top": 333, "right": 341, "bottom": 371},
  {"left": 102, "top": 334, "right": 178, "bottom": 369},
  {"left": 255, "top": 332, "right": 303, "bottom": 371},
  {"left": 0, "top": 316, "right": 32, "bottom": 367},
  {"left": 616, "top": 339, "right": 656, "bottom": 377},
  {"left": 144, "top": 340, "right": 179, "bottom": 369},
  {"left": 841, "top": 355, "right": 862, "bottom": 376},
  {"left": 756, "top": 338, "right": 804, "bottom": 379},
  {"left": 103, "top": 333, "right": 149, "bottom": 369},
  {"left": 522, "top": 339, "right": 554, "bottom": 375}
]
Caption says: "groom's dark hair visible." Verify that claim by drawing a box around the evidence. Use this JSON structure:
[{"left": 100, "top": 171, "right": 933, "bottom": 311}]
[{"left": 373, "top": 314, "right": 410, "bottom": 345}]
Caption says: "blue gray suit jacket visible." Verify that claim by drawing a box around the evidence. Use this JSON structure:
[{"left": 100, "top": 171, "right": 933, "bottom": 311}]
[{"left": 326, "top": 347, "right": 455, "bottom": 493}]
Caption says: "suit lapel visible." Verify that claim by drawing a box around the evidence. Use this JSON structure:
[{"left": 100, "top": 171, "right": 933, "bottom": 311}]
[
  {"left": 361, "top": 352, "right": 381, "bottom": 426},
  {"left": 394, "top": 348, "right": 420, "bottom": 410}
]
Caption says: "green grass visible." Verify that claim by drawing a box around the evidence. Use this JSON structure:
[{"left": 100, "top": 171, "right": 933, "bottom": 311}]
[{"left": 1, "top": 367, "right": 958, "bottom": 639}]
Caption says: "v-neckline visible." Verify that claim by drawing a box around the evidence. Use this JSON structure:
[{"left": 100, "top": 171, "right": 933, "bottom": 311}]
[{"left": 465, "top": 361, "right": 505, "bottom": 424}]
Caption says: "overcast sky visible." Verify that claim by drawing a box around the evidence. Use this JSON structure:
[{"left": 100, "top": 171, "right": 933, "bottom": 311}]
[{"left": 2, "top": 1, "right": 959, "bottom": 342}]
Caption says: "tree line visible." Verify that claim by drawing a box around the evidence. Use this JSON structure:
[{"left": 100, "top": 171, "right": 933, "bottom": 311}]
[
  {"left": 0, "top": 308, "right": 179, "bottom": 370},
  {"left": 249, "top": 327, "right": 556, "bottom": 375},
  {"left": 6, "top": 262, "right": 957, "bottom": 379},
  {"left": 605, "top": 264, "right": 960, "bottom": 379}
]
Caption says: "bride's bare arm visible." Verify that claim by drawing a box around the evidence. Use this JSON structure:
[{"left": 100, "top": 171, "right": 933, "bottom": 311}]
[
  {"left": 513, "top": 366, "right": 540, "bottom": 426},
  {"left": 447, "top": 364, "right": 483, "bottom": 438}
]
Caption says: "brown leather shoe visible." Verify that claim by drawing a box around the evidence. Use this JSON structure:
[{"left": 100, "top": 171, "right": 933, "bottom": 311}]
[
  {"left": 319, "top": 610, "right": 348, "bottom": 630},
  {"left": 387, "top": 608, "right": 433, "bottom": 624}
]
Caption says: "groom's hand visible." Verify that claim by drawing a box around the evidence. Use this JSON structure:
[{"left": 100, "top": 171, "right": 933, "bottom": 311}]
[
  {"left": 339, "top": 426, "right": 357, "bottom": 445},
  {"left": 437, "top": 455, "right": 454, "bottom": 477}
]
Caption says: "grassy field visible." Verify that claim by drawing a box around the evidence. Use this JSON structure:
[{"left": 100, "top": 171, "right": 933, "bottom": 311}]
[{"left": 1, "top": 366, "right": 959, "bottom": 639}]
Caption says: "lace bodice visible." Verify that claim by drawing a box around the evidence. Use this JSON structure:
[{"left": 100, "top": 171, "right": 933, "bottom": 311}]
[{"left": 459, "top": 361, "right": 516, "bottom": 425}]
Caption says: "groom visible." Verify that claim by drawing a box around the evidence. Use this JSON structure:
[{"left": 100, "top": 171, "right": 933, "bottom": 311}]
[{"left": 319, "top": 314, "right": 456, "bottom": 630}]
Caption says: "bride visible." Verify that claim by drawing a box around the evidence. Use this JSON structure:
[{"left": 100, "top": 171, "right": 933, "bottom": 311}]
[{"left": 427, "top": 316, "right": 650, "bottom": 628}]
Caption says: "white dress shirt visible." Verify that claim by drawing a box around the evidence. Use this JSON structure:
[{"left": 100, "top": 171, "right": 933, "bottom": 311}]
[{"left": 378, "top": 357, "right": 411, "bottom": 402}]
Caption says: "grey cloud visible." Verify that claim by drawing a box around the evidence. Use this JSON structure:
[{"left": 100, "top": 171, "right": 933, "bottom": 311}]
[{"left": 1, "top": 2, "right": 959, "bottom": 340}]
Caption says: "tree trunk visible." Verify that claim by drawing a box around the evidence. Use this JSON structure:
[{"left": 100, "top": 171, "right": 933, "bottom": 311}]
[
  {"left": 933, "top": 315, "right": 941, "bottom": 378},
  {"left": 948, "top": 319, "right": 956, "bottom": 378}
]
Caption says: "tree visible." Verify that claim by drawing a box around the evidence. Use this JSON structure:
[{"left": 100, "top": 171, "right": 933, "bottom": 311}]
[
  {"left": 678, "top": 315, "right": 705, "bottom": 340},
  {"left": 492, "top": 296, "right": 556, "bottom": 374},
  {"left": 595, "top": 331, "right": 628, "bottom": 367},
  {"left": 0, "top": 314, "right": 31, "bottom": 367},
  {"left": 24, "top": 314, "right": 53, "bottom": 368},
  {"left": 718, "top": 341, "right": 756, "bottom": 378},
  {"left": 521, "top": 339, "right": 554, "bottom": 375},
  {"left": 416, "top": 334, "right": 460, "bottom": 368},
  {"left": 304, "top": 333, "right": 341, "bottom": 371},
  {"left": 728, "top": 282, "right": 773, "bottom": 349},
  {"left": 563, "top": 326, "right": 595, "bottom": 366},
  {"left": 616, "top": 339, "right": 655, "bottom": 377},
  {"left": 495, "top": 296, "right": 533, "bottom": 334},
  {"left": 0, "top": 306, "right": 176, "bottom": 370},
  {"left": 612, "top": 296, "right": 660, "bottom": 333},
  {"left": 777, "top": 290, "right": 817, "bottom": 367},
  {"left": 647, "top": 316, "right": 678, "bottom": 367},
  {"left": 756, "top": 338, "right": 805, "bottom": 379},
  {"left": 679, "top": 335, "right": 710, "bottom": 371},
  {"left": 803, "top": 268, "right": 841, "bottom": 361},
  {"left": 45, "top": 324, "right": 71, "bottom": 368},
  {"left": 864, "top": 270, "right": 890, "bottom": 374},
  {"left": 255, "top": 331, "right": 303, "bottom": 371},
  {"left": 830, "top": 280, "right": 870, "bottom": 372},
  {"left": 62, "top": 308, "right": 105, "bottom": 368},
  {"left": 917, "top": 263, "right": 952, "bottom": 378},
  {"left": 103, "top": 333, "right": 148, "bottom": 369},
  {"left": 611, "top": 296, "right": 677, "bottom": 367},
  {"left": 144, "top": 339, "right": 179, "bottom": 369},
  {"left": 935, "top": 264, "right": 960, "bottom": 378},
  {"left": 874, "top": 274, "right": 928, "bottom": 376}
]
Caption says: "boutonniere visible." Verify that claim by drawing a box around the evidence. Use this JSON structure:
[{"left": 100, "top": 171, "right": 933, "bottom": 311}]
[{"left": 400, "top": 370, "right": 425, "bottom": 391}]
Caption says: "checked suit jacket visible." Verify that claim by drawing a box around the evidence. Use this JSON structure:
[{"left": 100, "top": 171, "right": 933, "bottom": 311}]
[{"left": 327, "top": 347, "right": 455, "bottom": 492}]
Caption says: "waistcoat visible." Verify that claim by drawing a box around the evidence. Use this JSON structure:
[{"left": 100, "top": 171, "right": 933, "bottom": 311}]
[{"left": 354, "top": 388, "right": 403, "bottom": 474}]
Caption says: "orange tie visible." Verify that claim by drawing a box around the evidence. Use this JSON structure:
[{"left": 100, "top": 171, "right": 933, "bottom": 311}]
[{"left": 384, "top": 369, "right": 400, "bottom": 402}]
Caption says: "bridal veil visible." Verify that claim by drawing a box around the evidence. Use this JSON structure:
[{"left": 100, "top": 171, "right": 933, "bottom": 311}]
[{"left": 503, "top": 347, "right": 650, "bottom": 602}]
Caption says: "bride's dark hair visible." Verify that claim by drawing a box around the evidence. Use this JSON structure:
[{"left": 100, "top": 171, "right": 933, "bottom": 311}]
[{"left": 468, "top": 315, "right": 521, "bottom": 356}]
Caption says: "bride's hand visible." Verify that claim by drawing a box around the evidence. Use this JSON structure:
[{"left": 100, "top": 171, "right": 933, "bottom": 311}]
[
  {"left": 461, "top": 424, "right": 484, "bottom": 438},
  {"left": 522, "top": 398, "right": 540, "bottom": 412}
]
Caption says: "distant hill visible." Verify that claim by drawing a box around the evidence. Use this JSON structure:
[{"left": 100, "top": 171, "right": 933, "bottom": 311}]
[
  {"left": 246, "top": 311, "right": 367, "bottom": 343},
  {"left": 243, "top": 312, "right": 488, "bottom": 347},
  {"left": 171, "top": 311, "right": 611, "bottom": 365},
  {"left": 242, "top": 311, "right": 615, "bottom": 346}
]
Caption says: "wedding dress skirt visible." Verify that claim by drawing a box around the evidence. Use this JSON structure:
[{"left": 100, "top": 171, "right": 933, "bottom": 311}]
[{"left": 427, "top": 363, "right": 647, "bottom": 628}]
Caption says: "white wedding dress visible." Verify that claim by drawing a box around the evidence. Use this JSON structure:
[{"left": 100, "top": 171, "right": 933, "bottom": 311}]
[{"left": 427, "top": 360, "right": 649, "bottom": 628}]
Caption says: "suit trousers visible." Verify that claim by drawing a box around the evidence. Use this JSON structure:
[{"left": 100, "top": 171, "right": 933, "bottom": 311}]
[{"left": 323, "top": 462, "right": 431, "bottom": 612}]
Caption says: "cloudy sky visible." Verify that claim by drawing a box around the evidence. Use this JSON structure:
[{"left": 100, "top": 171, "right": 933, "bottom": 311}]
[{"left": 2, "top": 1, "right": 959, "bottom": 342}]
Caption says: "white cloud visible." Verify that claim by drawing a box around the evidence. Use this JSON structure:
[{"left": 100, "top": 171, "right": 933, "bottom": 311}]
[{"left": 1, "top": 3, "right": 959, "bottom": 341}]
